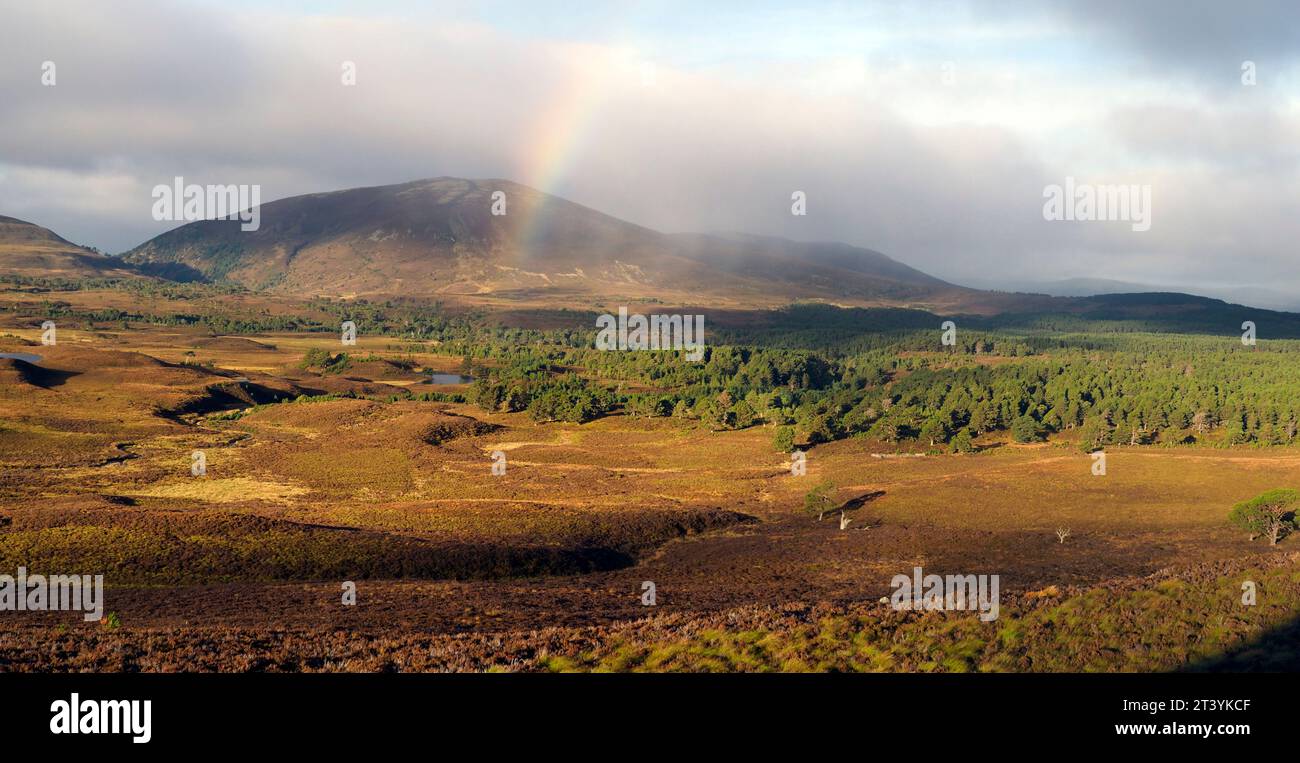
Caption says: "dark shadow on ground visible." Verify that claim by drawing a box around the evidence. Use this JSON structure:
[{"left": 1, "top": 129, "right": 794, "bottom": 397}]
[
  {"left": 840, "top": 490, "right": 885, "bottom": 511},
  {"left": 1, "top": 357, "right": 80, "bottom": 387},
  {"left": 1180, "top": 613, "right": 1300, "bottom": 671}
]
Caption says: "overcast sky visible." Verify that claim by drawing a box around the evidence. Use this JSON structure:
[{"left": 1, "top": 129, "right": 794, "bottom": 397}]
[{"left": 1, "top": 0, "right": 1298, "bottom": 292}]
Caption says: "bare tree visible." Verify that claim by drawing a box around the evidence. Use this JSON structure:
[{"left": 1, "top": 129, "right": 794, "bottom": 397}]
[{"left": 1055, "top": 527, "right": 1071, "bottom": 544}]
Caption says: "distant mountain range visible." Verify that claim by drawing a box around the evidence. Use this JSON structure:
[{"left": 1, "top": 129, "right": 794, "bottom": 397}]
[
  {"left": 963, "top": 276, "right": 1300, "bottom": 314},
  {"left": 0, "top": 178, "right": 1291, "bottom": 323}
]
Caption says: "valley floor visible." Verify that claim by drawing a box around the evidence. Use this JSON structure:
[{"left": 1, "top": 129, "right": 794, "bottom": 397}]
[{"left": 2, "top": 320, "right": 1298, "bottom": 671}]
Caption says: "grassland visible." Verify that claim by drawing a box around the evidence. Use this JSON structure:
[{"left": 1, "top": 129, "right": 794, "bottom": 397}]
[{"left": 1, "top": 284, "right": 1299, "bottom": 672}]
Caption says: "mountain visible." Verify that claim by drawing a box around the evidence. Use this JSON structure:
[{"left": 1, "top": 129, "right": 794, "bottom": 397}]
[
  {"left": 59, "top": 176, "right": 1294, "bottom": 321},
  {"left": 121, "top": 177, "right": 983, "bottom": 309},
  {"left": 963, "top": 276, "right": 1300, "bottom": 313},
  {"left": 0, "top": 216, "right": 141, "bottom": 279}
]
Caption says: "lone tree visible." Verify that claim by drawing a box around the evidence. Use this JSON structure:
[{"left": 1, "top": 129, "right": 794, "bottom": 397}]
[
  {"left": 1229, "top": 489, "right": 1300, "bottom": 546},
  {"left": 803, "top": 480, "right": 837, "bottom": 522}
]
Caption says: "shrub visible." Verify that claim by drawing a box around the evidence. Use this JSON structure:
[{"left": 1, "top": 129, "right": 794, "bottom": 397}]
[{"left": 773, "top": 426, "right": 796, "bottom": 453}]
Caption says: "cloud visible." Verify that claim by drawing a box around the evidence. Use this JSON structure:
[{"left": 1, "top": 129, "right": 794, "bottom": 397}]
[
  {"left": 1046, "top": 0, "right": 1300, "bottom": 82},
  {"left": 0, "top": 0, "right": 1297, "bottom": 295}
]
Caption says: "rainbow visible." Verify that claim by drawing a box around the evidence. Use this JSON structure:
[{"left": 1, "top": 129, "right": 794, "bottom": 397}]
[{"left": 512, "top": 53, "right": 630, "bottom": 260}]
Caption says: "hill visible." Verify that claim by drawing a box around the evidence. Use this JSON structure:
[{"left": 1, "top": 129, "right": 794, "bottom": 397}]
[
  {"left": 0, "top": 215, "right": 141, "bottom": 280},
  {"left": 965, "top": 275, "right": 1300, "bottom": 313}
]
